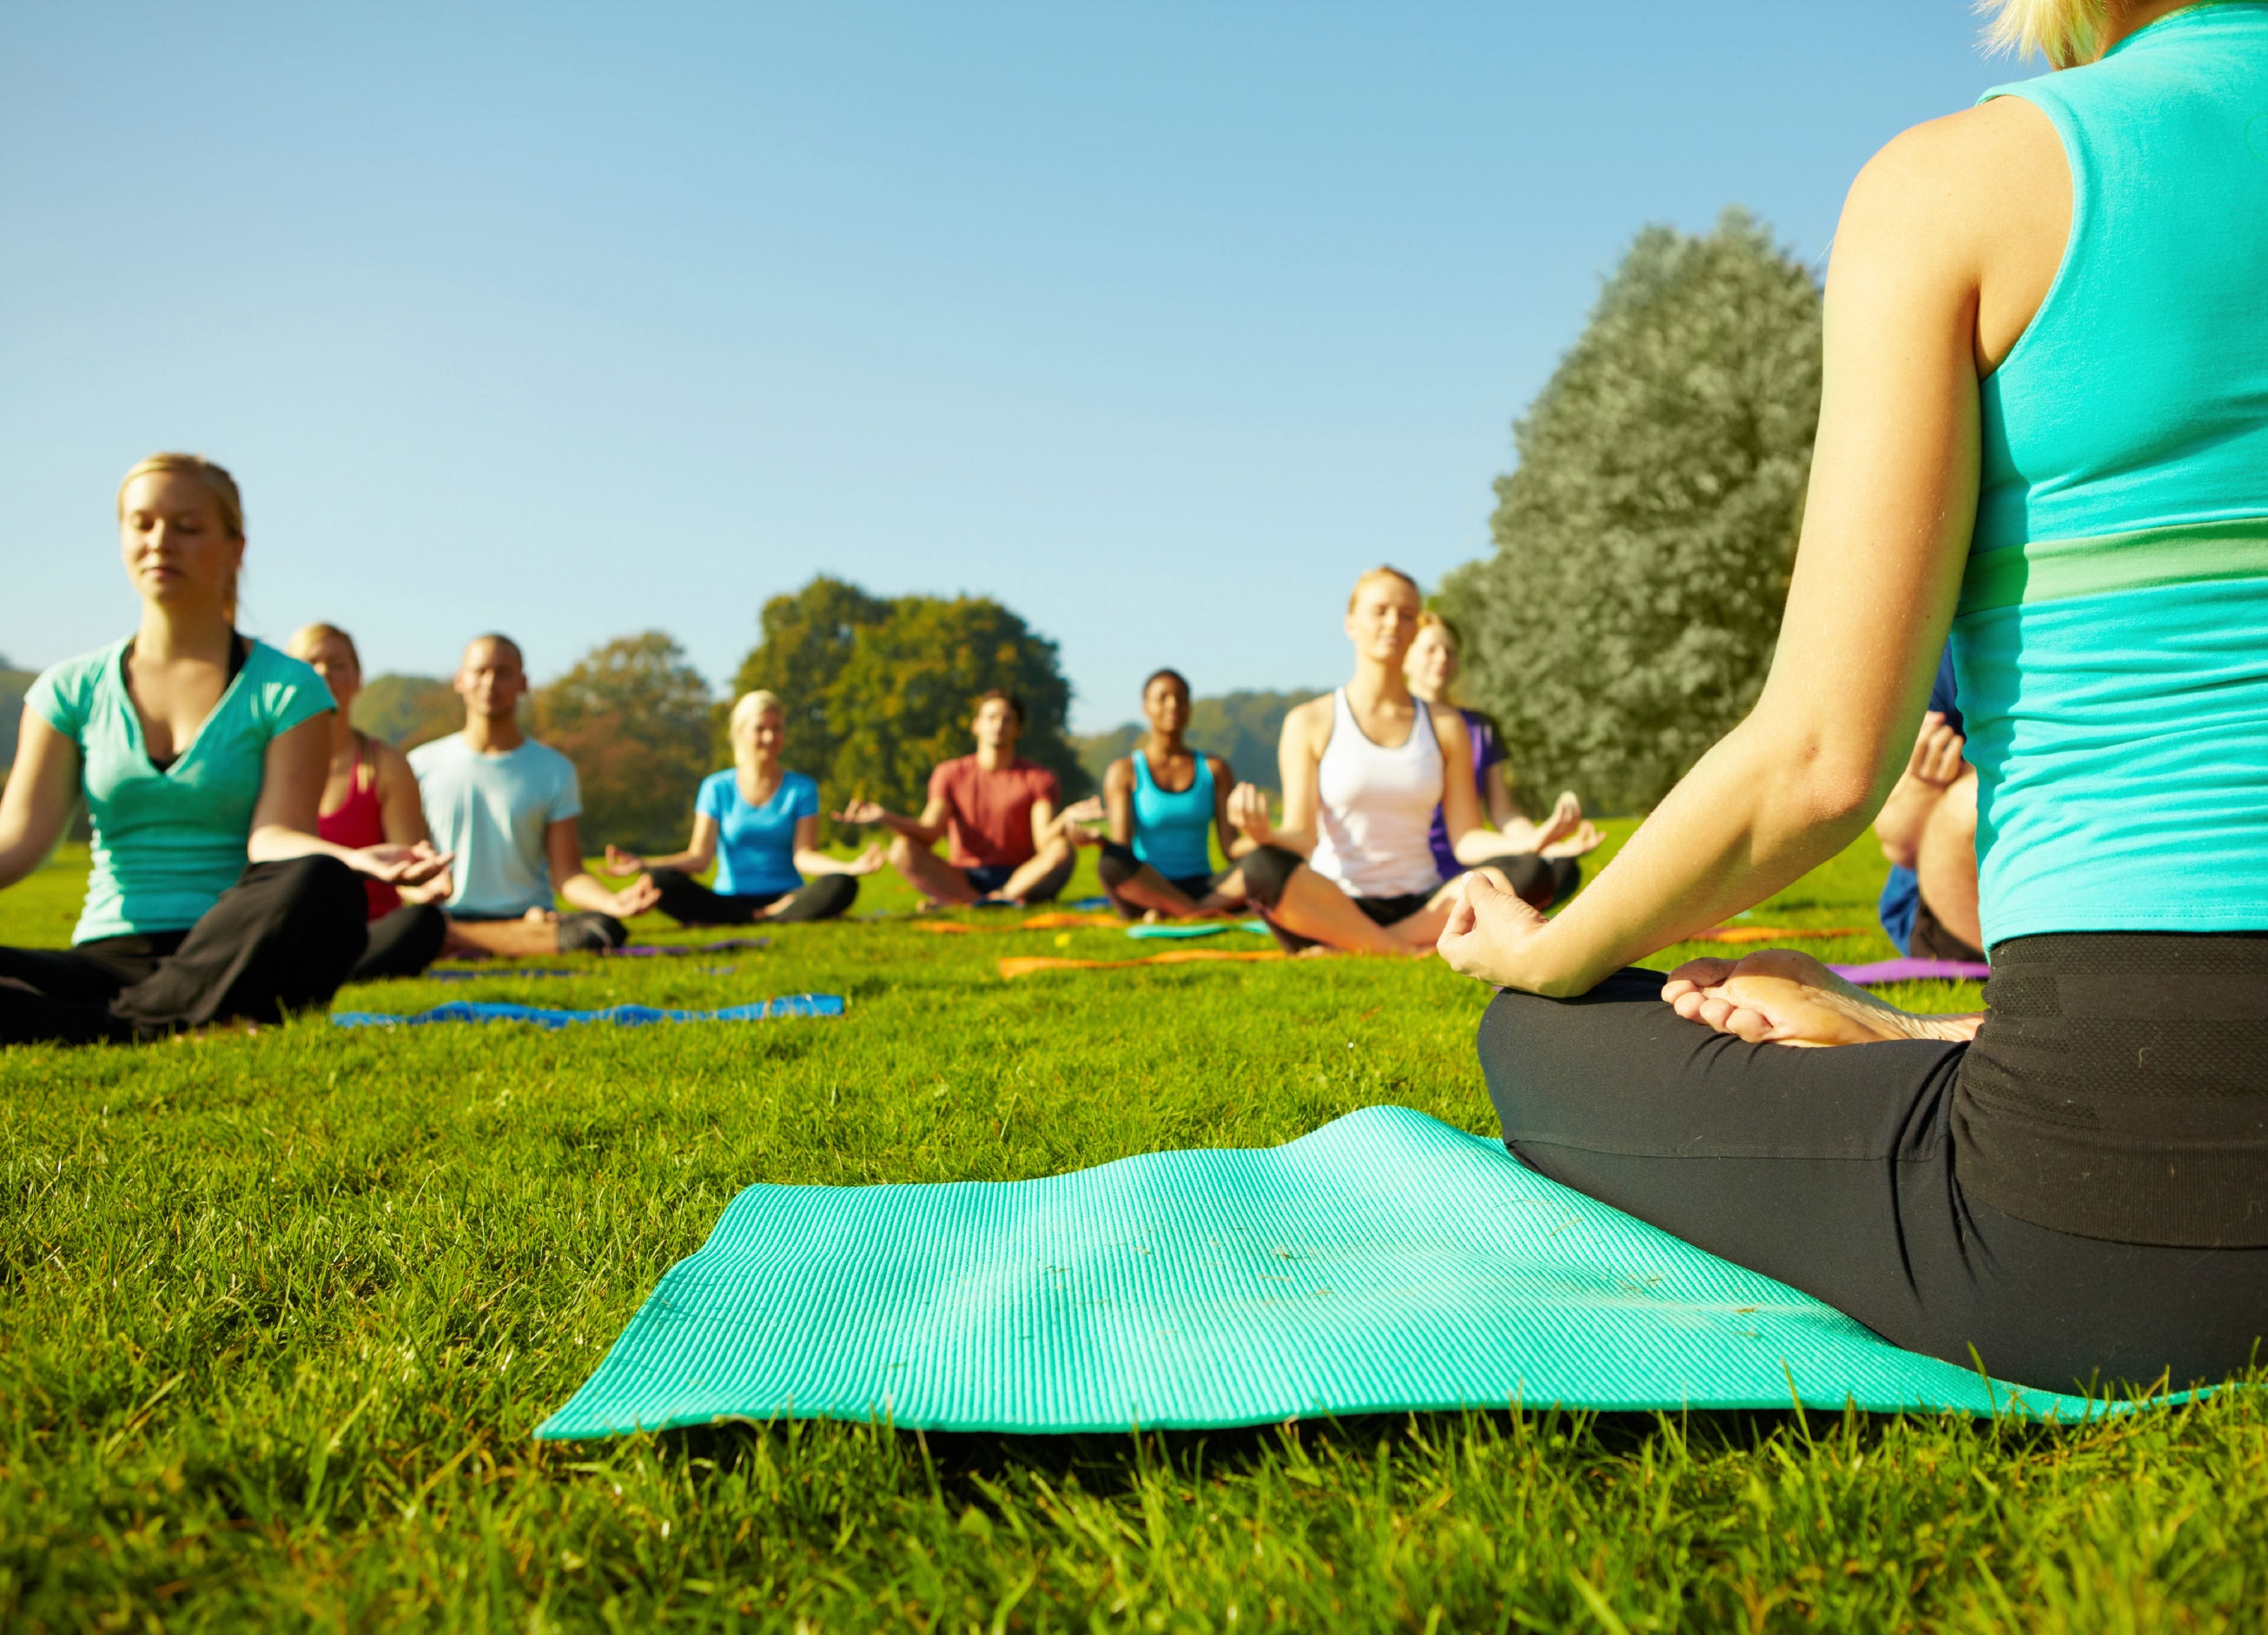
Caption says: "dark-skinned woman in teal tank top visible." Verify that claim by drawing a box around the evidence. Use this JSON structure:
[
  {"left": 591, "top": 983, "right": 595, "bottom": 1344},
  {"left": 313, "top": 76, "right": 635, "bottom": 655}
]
[{"left": 1443, "top": 0, "right": 2268, "bottom": 1393}]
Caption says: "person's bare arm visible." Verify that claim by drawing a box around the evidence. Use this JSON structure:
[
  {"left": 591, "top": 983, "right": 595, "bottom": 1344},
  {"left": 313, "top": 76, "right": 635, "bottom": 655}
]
[
  {"left": 248, "top": 716, "right": 452, "bottom": 886},
  {"left": 1441, "top": 98, "right": 2066, "bottom": 996},
  {"left": 374, "top": 739, "right": 456, "bottom": 904},
  {"left": 1209, "top": 756, "right": 1255, "bottom": 860},
  {"left": 836, "top": 792, "right": 949, "bottom": 847},
  {"left": 1104, "top": 758, "right": 1135, "bottom": 845},
  {"left": 550, "top": 816, "right": 658, "bottom": 917},
  {"left": 1433, "top": 709, "right": 1501, "bottom": 865},
  {"left": 792, "top": 814, "right": 883, "bottom": 877},
  {"left": 1228, "top": 696, "right": 1327, "bottom": 853},
  {"left": 1874, "top": 713, "right": 1966, "bottom": 868},
  {"left": 0, "top": 710, "right": 82, "bottom": 890},
  {"left": 1028, "top": 796, "right": 1061, "bottom": 852},
  {"left": 608, "top": 814, "right": 718, "bottom": 878}
]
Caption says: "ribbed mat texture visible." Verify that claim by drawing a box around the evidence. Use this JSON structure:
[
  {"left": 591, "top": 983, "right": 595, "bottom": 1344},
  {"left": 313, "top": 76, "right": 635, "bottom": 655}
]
[
  {"left": 537, "top": 1106, "right": 2106, "bottom": 1438},
  {"left": 334, "top": 994, "right": 843, "bottom": 1029}
]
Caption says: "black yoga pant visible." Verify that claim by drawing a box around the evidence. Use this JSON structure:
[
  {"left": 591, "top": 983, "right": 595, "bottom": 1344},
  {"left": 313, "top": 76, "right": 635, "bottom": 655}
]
[
  {"left": 649, "top": 867, "right": 858, "bottom": 925},
  {"left": 350, "top": 904, "right": 448, "bottom": 981},
  {"left": 1478, "top": 970, "right": 2268, "bottom": 1393},
  {"left": 0, "top": 856, "right": 368, "bottom": 1045},
  {"left": 961, "top": 857, "right": 1073, "bottom": 904},
  {"left": 1240, "top": 844, "right": 1570, "bottom": 917},
  {"left": 1095, "top": 841, "right": 1230, "bottom": 909},
  {"left": 1462, "top": 852, "right": 1581, "bottom": 910}
]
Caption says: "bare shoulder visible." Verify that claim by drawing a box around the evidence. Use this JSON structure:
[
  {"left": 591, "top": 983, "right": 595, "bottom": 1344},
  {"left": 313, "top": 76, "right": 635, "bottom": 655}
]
[
  {"left": 1426, "top": 700, "right": 1471, "bottom": 749},
  {"left": 1842, "top": 97, "right": 2066, "bottom": 259},
  {"left": 1104, "top": 756, "right": 1134, "bottom": 793},
  {"left": 1205, "top": 753, "right": 1234, "bottom": 786},
  {"left": 1282, "top": 693, "right": 1334, "bottom": 746},
  {"left": 372, "top": 735, "right": 416, "bottom": 786}
]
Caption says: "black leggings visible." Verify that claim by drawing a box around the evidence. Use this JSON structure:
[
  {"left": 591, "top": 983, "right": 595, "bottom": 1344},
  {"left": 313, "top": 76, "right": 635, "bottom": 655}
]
[
  {"left": 352, "top": 904, "right": 449, "bottom": 981},
  {"left": 0, "top": 856, "right": 368, "bottom": 1044},
  {"left": 1239, "top": 845, "right": 1574, "bottom": 914},
  {"left": 649, "top": 867, "right": 858, "bottom": 925},
  {"left": 1478, "top": 970, "right": 2268, "bottom": 1393}
]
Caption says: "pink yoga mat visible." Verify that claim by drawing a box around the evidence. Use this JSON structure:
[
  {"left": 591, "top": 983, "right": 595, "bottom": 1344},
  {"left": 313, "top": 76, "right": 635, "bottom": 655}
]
[{"left": 1830, "top": 958, "right": 1991, "bottom": 985}]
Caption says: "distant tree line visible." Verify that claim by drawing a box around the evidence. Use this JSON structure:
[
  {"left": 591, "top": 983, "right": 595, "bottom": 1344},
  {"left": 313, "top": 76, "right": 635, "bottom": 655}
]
[
  {"left": 10, "top": 209, "right": 1820, "bottom": 836},
  {"left": 1071, "top": 690, "right": 1317, "bottom": 798},
  {"left": 336, "top": 579, "right": 1087, "bottom": 852}
]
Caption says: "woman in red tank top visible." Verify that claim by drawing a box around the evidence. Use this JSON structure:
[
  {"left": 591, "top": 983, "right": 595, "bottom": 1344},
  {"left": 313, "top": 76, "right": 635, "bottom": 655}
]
[{"left": 287, "top": 625, "right": 453, "bottom": 981}]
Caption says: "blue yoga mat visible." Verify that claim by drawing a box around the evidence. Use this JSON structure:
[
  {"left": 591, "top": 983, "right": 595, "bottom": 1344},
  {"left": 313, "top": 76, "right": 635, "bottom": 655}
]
[
  {"left": 334, "top": 994, "right": 844, "bottom": 1029},
  {"left": 537, "top": 1105, "right": 2111, "bottom": 1439}
]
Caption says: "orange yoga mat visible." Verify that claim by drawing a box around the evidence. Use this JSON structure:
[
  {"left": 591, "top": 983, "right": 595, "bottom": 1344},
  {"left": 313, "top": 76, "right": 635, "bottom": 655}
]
[
  {"left": 999, "top": 948, "right": 1290, "bottom": 980},
  {"left": 1685, "top": 925, "right": 1868, "bottom": 944},
  {"left": 916, "top": 911, "right": 1123, "bottom": 936}
]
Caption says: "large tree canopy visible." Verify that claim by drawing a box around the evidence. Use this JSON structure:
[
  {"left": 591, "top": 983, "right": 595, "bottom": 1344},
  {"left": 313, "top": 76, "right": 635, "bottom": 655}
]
[
  {"left": 1439, "top": 208, "right": 1822, "bottom": 812},
  {"left": 532, "top": 632, "right": 716, "bottom": 851},
  {"left": 732, "top": 578, "right": 1088, "bottom": 837}
]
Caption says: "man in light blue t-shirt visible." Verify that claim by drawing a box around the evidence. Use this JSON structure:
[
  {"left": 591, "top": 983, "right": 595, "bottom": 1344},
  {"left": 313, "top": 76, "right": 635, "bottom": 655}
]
[{"left": 407, "top": 634, "right": 658, "bottom": 956}]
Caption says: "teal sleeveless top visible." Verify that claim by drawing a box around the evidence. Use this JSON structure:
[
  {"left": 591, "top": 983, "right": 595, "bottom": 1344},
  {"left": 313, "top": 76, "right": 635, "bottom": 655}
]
[
  {"left": 1130, "top": 749, "right": 1215, "bottom": 879},
  {"left": 1958, "top": 3, "right": 2268, "bottom": 946}
]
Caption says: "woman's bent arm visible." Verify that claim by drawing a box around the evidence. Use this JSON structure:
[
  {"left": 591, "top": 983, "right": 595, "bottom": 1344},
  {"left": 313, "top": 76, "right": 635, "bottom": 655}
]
[
  {"left": 1442, "top": 104, "right": 2064, "bottom": 995},
  {"left": 0, "top": 711, "right": 83, "bottom": 890}
]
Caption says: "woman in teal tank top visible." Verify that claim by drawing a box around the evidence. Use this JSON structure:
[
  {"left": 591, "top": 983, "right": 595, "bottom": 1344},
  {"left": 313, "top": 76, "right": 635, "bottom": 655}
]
[
  {"left": 1440, "top": 1, "right": 2268, "bottom": 1393},
  {"left": 1081, "top": 669, "right": 1259, "bottom": 918}
]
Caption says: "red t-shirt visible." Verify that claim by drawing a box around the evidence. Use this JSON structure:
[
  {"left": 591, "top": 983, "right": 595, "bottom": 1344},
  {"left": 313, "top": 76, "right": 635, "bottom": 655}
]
[{"left": 929, "top": 755, "right": 1061, "bottom": 868}]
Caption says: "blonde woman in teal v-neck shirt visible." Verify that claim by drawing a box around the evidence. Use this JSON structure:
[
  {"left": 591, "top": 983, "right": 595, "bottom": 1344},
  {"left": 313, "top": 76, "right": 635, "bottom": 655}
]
[
  {"left": 0, "top": 455, "right": 453, "bottom": 1044},
  {"left": 1445, "top": 0, "right": 2268, "bottom": 1393}
]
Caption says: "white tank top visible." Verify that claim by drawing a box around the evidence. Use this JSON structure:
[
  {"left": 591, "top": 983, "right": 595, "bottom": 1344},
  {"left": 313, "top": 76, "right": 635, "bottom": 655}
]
[{"left": 1307, "top": 689, "right": 1446, "bottom": 898}]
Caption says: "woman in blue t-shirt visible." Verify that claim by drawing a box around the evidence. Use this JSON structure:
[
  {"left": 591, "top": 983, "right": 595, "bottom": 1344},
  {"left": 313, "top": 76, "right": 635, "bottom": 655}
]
[
  {"left": 0, "top": 454, "right": 453, "bottom": 1045},
  {"left": 605, "top": 690, "right": 881, "bottom": 924}
]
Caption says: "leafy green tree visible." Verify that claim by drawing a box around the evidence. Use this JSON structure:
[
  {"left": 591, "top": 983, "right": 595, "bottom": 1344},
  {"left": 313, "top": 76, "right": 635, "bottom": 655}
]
[
  {"left": 730, "top": 579, "right": 1088, "bottom": 838},
  {"left": 532, "top": 632, "right": 717, "bottom": 851},
  {"left": 726, "top": 576, "right": 892, "bottom": 778},
  {"left": 351, "top": 674, "right": 462, "bottom": 750},
  {"left": 1439, "top": 207, "right": 1822, "bottom": 811}
]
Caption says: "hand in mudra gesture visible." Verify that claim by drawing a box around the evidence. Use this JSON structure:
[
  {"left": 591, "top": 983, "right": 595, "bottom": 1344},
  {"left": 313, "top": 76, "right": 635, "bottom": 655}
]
[
  {"left": 832, "top": 798, "right": 887, "bottom": 826},
  {"left": 603, "top": 844, "right": 645, "bottom": 877},
  {"left": 1226, "top": 782, "right": 1275, "bottom": 843}
]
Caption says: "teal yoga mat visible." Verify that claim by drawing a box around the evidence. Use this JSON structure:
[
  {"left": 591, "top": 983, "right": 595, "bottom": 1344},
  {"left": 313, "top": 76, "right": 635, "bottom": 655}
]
[
  {"left": 1125, "top": 920, "right": 1272, "bottom": 940},
  {"left": 537, "top": 1106, "right": 2106, "bottom": 1439}
]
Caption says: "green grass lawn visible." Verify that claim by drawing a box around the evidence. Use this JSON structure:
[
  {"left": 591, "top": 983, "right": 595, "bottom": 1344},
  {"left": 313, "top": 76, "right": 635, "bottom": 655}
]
[{"left": 3, "top": 829, "right": 2263, "bottom": 1631}]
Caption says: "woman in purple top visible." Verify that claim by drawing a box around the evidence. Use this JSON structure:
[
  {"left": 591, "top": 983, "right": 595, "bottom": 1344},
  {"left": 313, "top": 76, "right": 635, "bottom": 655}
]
[{"left": 1404, "top": 612, "right": 1599, "bottom": 904}]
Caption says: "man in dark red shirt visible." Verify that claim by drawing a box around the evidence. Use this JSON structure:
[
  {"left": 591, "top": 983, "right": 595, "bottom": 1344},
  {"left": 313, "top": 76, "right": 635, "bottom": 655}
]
[{"left": 836, "top": 691, "right": 1078, "bottom": 906}]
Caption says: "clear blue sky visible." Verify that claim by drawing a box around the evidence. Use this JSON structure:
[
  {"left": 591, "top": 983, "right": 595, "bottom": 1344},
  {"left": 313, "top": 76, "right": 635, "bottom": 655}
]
[{"left": 2, "top": 2, "right": 2026, "bottom": 731}]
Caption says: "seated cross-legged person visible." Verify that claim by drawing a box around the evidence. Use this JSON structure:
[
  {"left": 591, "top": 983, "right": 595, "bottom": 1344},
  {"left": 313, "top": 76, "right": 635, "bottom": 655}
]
[
  {"left": 1228, "top": 566, "right": 1560, "bottom": 957},
  {"left": 1402, "top": 610, "right": 1601, "bottom": 908},
  {"left": 1080, "top": 667, "right": 1254, "bottom": 919},
  {"left": 1871, "top": 644, "right": 1987, "bottom": 963},
  {"left": 0, "top": 455, "right": 450, "bottom": 1044},
  {"left": 285, "top": 623, "right": 452, "bottom": 981},
  {"left": 837, "top": 690, "right": 1076, "bottom": 907},
  {"left": 603, "top": 689, "right": 883, "bottom": 925},
  {"left": 408, "top": 634, "right": 657, "bottom": 957},
  {"left": 1442, "top": 0, "right": 2268, "bottom": 1395}
]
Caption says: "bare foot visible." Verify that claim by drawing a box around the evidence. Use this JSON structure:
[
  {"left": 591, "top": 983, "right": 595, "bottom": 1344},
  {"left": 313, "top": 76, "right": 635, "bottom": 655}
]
[{"left": 1660, "top": 950, "right": 1977, "bottom": 1048}]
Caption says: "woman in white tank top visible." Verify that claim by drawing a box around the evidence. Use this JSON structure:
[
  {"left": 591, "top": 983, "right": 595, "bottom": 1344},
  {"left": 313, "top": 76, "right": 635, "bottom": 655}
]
[{"left": 1224, "top": 566, "right": 1573, "bottom": 955}]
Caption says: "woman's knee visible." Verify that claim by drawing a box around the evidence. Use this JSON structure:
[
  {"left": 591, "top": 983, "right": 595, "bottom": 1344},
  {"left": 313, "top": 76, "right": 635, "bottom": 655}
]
[
  {"left": 1238, "top": 844, "right": 1306, "bottom": 910},
  {"left": 1096, "top": 842, "right": 1140, "bottom": 891}
]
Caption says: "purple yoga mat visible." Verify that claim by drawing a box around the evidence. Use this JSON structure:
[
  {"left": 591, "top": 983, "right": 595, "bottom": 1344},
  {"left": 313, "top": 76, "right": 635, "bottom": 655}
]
[{"left": 1830, "top": 957, "right": 1991, "bottom": 985}]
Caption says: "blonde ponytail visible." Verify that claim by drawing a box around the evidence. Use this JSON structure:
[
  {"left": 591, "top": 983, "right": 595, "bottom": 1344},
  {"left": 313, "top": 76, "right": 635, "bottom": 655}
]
[{"left": 1979, "top": 0, "right": 2113, "bottom": 69}]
